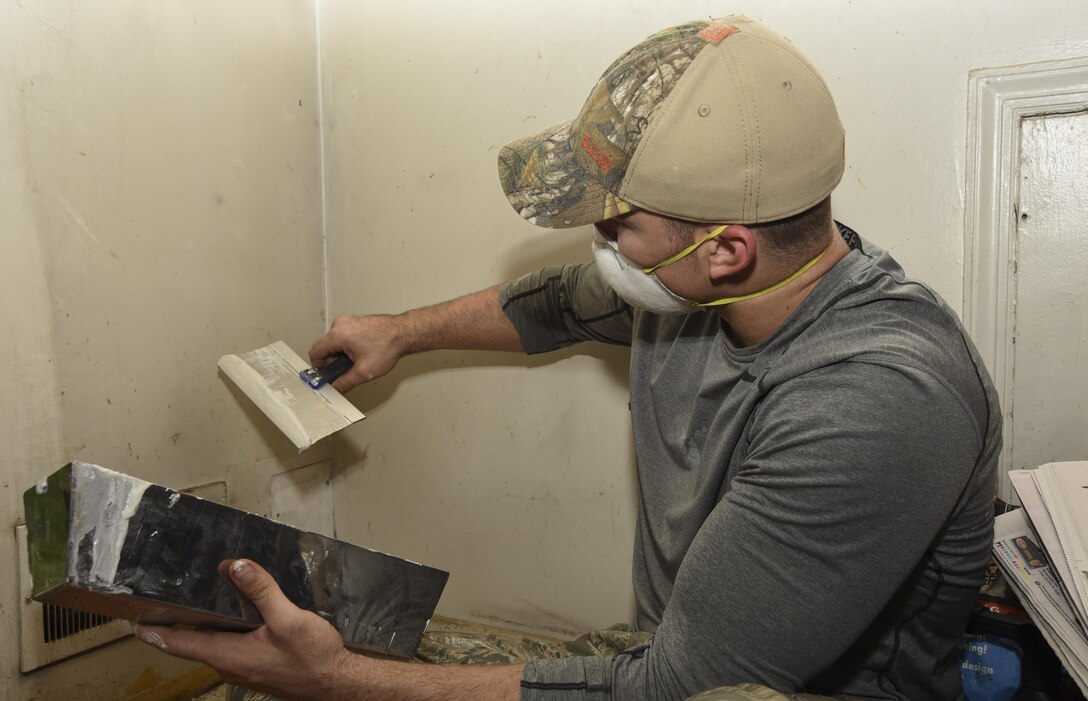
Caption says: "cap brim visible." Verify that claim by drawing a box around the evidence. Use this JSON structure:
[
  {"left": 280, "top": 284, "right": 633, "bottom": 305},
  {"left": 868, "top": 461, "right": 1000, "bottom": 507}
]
[{"left": 498, "top": 120, "right": 633, "bottom": 230}]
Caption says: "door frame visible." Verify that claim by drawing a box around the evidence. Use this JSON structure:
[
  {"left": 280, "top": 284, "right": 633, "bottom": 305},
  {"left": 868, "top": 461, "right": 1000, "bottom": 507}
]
[{"left": 964, "top": 57, "right": 1088, "bottom": 500}]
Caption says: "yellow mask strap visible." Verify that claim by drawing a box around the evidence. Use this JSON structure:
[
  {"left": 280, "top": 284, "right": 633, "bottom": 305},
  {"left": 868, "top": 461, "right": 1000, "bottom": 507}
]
[
  {"left": 642, "top": 224, "right": 729, "bottom": 274},
  {"left": 694, "top": 241, "right": 833, "bottom": 307}
]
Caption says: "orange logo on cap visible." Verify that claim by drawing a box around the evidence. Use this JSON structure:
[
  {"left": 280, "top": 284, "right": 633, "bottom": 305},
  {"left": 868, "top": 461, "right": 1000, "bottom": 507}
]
[
  {"left": 698, "top": 22, "right": 736, "bottom": 44},
  {"left": 582, "top": 132, "right": 611, "bottom": 173}
]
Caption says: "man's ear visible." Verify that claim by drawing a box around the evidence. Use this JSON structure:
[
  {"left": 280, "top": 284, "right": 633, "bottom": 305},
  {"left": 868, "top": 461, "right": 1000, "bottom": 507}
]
[{"left": 704, "top": 224, "right": 757, "bottom": 282}]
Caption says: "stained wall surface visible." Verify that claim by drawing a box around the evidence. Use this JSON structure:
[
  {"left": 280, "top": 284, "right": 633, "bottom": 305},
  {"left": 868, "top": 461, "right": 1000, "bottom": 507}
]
[
  {"left": 1, "top": 1, "right": 327, "bottom": 697},
  {"left": 317, "top": 0, "right": 1088, "bottom": 635}
]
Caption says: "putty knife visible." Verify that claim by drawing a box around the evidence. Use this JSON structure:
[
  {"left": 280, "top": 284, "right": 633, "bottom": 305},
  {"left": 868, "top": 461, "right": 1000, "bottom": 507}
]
[{"left": 217, "top": 341, "right": 365, "bottom": 451}]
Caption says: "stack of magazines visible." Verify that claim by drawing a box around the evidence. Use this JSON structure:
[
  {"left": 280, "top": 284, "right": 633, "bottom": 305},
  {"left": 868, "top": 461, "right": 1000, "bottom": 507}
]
[{"left": 993, "top": 461, "right": 1088, "bottom": 695}]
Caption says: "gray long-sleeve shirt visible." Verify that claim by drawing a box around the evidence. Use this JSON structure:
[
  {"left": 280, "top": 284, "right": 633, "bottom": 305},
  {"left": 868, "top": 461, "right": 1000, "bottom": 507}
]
[{"left": 501, "top": 225, "right": 1000, "bottom": 700}]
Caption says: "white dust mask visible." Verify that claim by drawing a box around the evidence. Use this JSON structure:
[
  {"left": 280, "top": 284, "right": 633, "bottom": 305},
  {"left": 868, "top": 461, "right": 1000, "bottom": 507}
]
[{"left": 591, "top": 227, "right": 697, "bottom": 314}]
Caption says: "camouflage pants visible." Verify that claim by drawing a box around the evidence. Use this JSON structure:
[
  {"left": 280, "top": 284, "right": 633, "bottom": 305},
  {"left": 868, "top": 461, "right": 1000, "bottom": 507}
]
[{"left": 417, "top": 616, "right": 836, "bottom": 700}]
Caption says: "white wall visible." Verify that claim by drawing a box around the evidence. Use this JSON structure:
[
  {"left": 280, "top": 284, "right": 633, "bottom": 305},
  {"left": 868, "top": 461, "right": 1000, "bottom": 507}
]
[
  {"left": 1, "top": 1, "right": 326, "bottom": 698},
  {"left": 317, "top": 0, "right": 1088, "bottom": 635}
]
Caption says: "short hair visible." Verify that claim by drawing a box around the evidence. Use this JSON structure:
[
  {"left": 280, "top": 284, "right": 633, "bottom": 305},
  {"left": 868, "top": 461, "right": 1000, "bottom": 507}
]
[
  {"left": 661, "top": 197, "right": 833, "bottom": 265},
  {"left": 751, "top": 197, "right": 833, "bottom": 263}
]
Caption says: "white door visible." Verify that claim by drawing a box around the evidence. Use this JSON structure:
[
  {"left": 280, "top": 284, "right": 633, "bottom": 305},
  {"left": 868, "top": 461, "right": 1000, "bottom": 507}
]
[{"left": 1008, "top": 111, "right": 1088, "bottom": 477}]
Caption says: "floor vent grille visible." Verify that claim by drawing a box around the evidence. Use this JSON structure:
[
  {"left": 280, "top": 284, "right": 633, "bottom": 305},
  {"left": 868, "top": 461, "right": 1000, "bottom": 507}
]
[{"left": 42, "top": 603, "right": 115, "bottom": 644}]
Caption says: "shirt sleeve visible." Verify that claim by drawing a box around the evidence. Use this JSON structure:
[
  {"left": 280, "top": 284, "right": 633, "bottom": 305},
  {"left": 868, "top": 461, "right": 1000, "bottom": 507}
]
[
  {"left": 499, "top": 262, "right": 633, "bottom": 354},
  {"left": 520, "top": 360, "right": 986, "bottom": 699}
]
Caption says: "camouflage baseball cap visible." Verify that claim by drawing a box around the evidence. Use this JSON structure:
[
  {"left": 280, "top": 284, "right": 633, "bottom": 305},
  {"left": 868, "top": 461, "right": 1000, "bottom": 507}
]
[{"left": 498, "top": 16, "right": 845, "bottom": 229}]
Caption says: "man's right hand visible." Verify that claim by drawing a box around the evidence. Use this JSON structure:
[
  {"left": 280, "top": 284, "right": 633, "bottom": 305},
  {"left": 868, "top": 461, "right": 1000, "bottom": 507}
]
[{"left": 308, "top": 314, "right": 406, "bottom": 393}]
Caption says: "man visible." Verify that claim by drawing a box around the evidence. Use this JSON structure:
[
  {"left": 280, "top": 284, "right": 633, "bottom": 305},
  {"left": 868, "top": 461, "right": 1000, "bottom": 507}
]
[{"left": 137, "top": 16, "right": 1000, "bottom": 700}]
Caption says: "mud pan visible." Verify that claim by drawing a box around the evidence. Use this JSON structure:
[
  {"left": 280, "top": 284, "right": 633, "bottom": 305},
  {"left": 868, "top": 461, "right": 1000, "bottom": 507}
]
[{"left": 24, "top": 461, "right": 448, "bottom": 658}]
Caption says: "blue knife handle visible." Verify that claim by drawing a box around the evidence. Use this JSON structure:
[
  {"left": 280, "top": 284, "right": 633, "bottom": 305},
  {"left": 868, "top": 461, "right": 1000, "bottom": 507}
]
[{"left": 299, "top": 353, "right": 354, "bottom": 389}]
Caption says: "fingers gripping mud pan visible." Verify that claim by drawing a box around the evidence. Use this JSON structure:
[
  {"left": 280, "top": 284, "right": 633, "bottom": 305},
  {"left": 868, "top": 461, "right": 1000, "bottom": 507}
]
[
  {"left": 218, "top": 341, "right": 364, "bottom": 451},
  {"left": 23, "top": 461, "right": 448, "bottom": 658}
]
